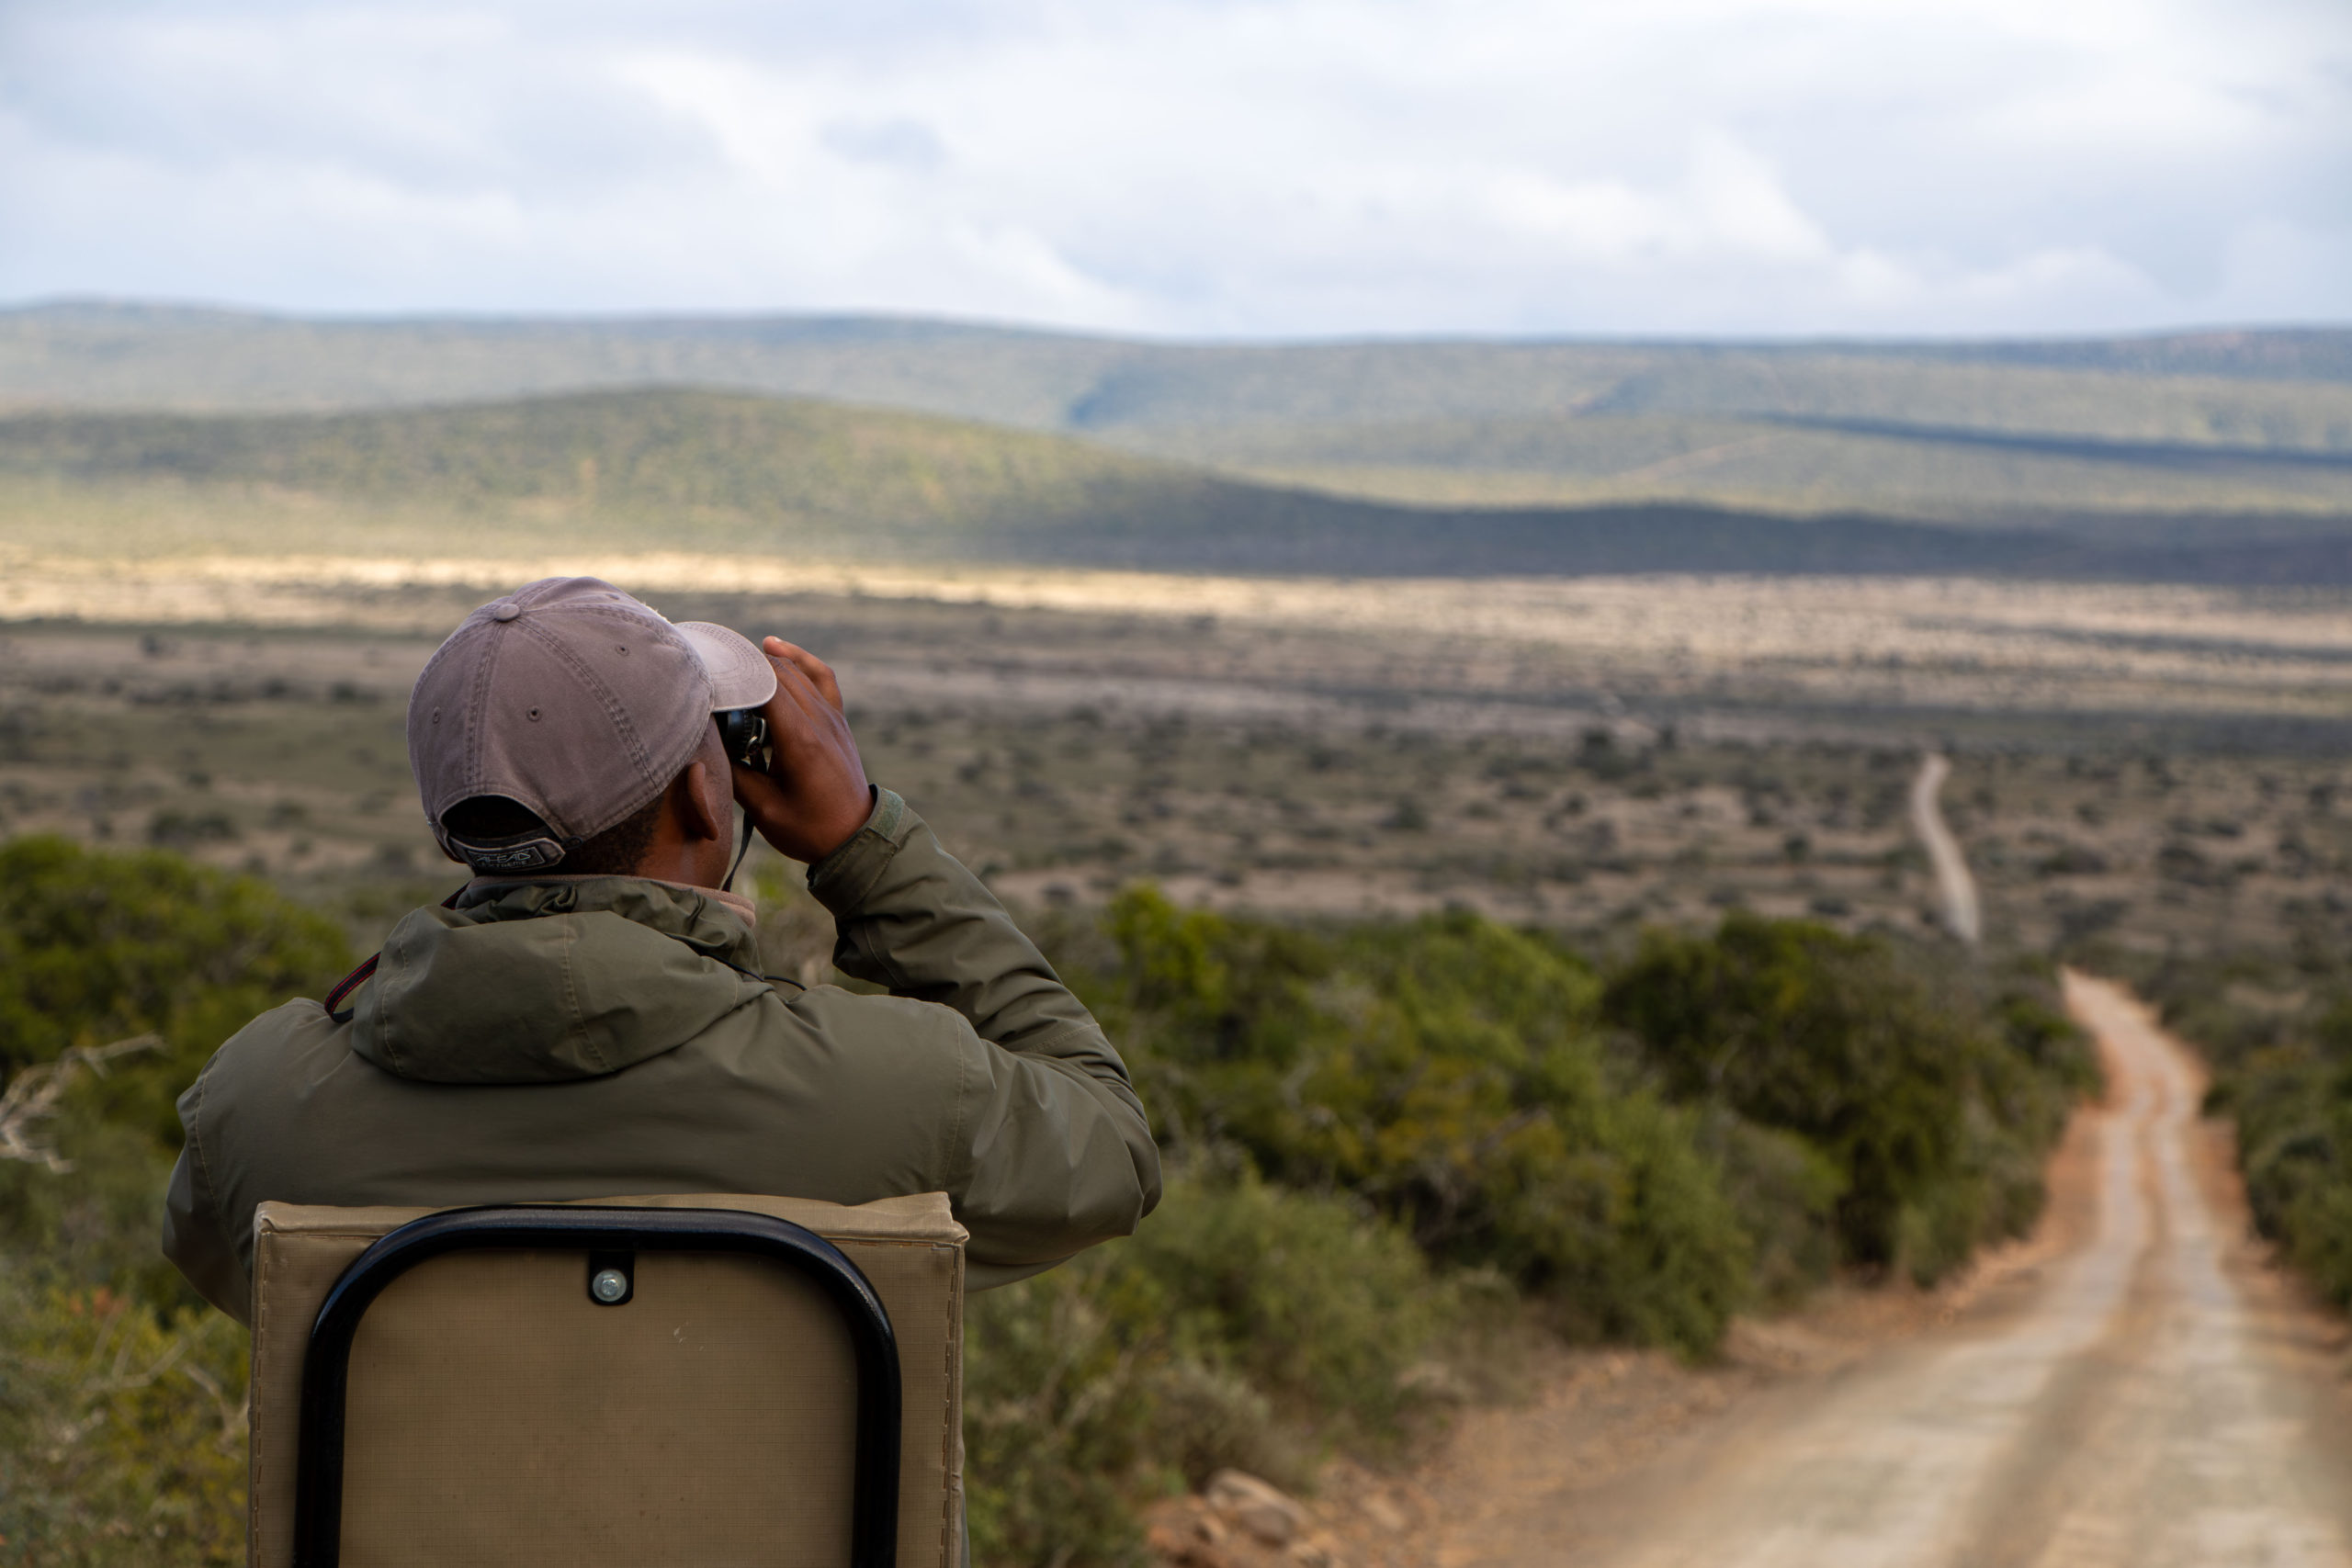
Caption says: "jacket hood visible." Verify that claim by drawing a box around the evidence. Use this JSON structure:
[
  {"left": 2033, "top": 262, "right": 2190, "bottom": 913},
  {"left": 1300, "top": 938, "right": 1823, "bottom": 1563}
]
[{"left": 349, "top": 878, "right": 775, "bottom": 1085}]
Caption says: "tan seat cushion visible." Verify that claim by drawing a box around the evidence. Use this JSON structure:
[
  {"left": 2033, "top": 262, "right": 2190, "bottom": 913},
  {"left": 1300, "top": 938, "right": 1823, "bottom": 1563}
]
[{"left": 249, "top": 1192, "right": 965, "bottom": 1568}]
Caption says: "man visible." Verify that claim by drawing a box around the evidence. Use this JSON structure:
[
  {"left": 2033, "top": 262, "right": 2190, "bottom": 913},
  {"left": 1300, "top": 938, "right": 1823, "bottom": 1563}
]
[{"left": 164, "top": 576, "right": 1161, "bottom": 1318}]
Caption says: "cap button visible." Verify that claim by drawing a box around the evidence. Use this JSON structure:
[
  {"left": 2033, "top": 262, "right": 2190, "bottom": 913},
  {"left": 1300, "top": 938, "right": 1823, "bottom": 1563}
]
[{"left": 489, "top": 600, "right": 522, "bottom": 622}]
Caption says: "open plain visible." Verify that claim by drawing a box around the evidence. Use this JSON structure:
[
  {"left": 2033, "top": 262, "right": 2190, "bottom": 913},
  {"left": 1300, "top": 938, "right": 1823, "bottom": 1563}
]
[{"left": 4, "top": 554, "right": 2349, "bottom": 963}]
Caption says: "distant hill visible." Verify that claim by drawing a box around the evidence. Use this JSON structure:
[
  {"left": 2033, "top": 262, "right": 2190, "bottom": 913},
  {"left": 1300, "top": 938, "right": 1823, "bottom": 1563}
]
[
  {"left": 4, "top": 304, "right": 2350, "bottom": 531},
  {"left": 3, "top": 386, "right": 2345, "bottom": 583},
  {"left": 0, "top": 389, "right": 1159, "bottom": 542}
]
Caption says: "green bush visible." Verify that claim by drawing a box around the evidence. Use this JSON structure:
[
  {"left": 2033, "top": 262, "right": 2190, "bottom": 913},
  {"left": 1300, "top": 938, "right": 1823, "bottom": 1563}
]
[
  {"left": 964, "top": 1171, "right": 1453, "bottom": 1568},
  {"left": 1692, "top": 1111, "right": 1845, "bottom": 1310},
  {"left": 0, "top": 837, "right": 348, "bottom": 1563},
  {"left": 1602, "top": 915, "right": 2092, "bottom": 1282},
  {"left": 1106, "top": 1168, "right": 1448, "bottom": 1440},
  {"left": 0, "top": 1280, "right": 248, "bottom": 1568},
  {"left": 2213, "top": 1044, "right": 2352, "bottom": 1306},
  {"left": 1603, "top": 914, "right": 1966, "bottom": 1266},
  {"left": 2127, "top": 945, "right": 2352, "bottom": 1306},
  {"left": 1092, "top": 888, "right": 1747, "bottom": 1355},
  {"left": 0, "top": 836, "right": 348, "bottom": 1150},
  {"left": 964, "top": 1261, "right": 1163, "bottom": 1568},
  {"left": 2133, "top": 948, "right": 2303, "bottom": 1075}
]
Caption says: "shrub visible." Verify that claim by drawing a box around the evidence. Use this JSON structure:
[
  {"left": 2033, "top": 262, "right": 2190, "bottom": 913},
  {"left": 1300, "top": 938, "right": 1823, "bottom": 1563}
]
[
  {"left": 964, "top": 1262, "right": 1163, "bottom": 1568},
  {"left": 145, "top": 812, "right": 238, "bottom": 849},
  {"left": 1694, "top": 1111, "right": 1844, "bottom": 1309},
  {"left": 2217, "top": 1044, "right": 2352, "bottom": 1306},
  {"left": 1091, "top": 888, "right": 1748, "bottom": 1356},
  {"left": 1602, "top": 915, "right": 2092, "bottom": 1280},
  {"left": 0, "top": 836, "right": 348, "bottom": 1150},
  {"left": 0, "top": 1281, "right": 248, "bottom": 1568},
  {"left": 1602, "top": 914, "right": 1969, "bottom": 1266},
  {"left": 0, "top": 838, "right": 348, "bottom": 1563},
  {"left": 964, "top": 1172, "right": 1453, "bottom": 1568},
  {"left": 1106, "top": 1168, "right": 1447, "bottom": 1441},
  {"left": 2124, "top": 947, "right": 2352, "bottom": 1309}
]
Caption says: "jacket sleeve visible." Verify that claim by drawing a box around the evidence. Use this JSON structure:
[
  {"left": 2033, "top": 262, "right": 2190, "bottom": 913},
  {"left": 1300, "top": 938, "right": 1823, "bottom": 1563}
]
[
  {"left": 162, "top": 1057, "right": 254, "bottom": 1325},
  {"left": 807, "top": 789, "right": 1162, "bottom": 1284}
]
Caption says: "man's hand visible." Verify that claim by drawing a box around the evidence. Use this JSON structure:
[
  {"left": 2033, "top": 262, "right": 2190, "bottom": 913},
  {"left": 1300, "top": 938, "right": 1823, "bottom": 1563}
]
[{"left": 731, "top": 637, "right": 873, "bottom": 863}]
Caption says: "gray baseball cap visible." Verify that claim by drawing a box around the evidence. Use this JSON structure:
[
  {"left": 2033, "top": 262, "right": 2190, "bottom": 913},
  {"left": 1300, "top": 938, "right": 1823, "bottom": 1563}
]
[{"left": 408, "top": 577, "right": 778, "bottom": 872}]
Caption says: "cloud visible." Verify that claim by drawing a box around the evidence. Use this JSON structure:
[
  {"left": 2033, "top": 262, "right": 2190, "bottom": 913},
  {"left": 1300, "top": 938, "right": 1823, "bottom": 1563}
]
[
  {"left": 0, "top": 0, "right": 2344, "bottom": 335},
  {"left": 820, "top": 118, "right": 948, "bottom": 173},
  {"left": 1476, "top": 135, "right": 1835, "bottom": 268}
]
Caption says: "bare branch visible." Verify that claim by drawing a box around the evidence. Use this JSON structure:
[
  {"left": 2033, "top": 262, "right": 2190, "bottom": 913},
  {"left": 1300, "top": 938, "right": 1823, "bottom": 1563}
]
[{"left": 0, "top": 1034, "right": 164, "bottom": 1172}]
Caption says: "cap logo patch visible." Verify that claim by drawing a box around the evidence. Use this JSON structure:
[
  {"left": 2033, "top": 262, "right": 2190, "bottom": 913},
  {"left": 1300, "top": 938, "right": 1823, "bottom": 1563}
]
[{"left": 456, "top": 837, "right": 567, "bottom": 873}]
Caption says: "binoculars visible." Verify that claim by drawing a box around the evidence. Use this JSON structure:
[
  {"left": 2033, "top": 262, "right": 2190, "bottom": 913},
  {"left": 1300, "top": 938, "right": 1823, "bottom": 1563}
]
[{"left": 718, "top": 707, "right": 773, "bottom": 776}]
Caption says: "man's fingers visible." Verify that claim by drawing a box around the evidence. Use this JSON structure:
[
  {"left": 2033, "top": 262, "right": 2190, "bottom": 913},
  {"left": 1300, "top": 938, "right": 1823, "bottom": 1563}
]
[
  {"left": 761, "top": 660, "right": 851, "bottom": 762},
  {"left": 755, "top": 650, "right": 831, "bottom": 739},
  {"left": 730, "top": 759, "right": 789, "bottom": 813},
  {"left": 765, "top": 637, "right": 845, "bottom": 713},
  {"left": 776, "top": 641, "right": 845, "bottom": 714}
]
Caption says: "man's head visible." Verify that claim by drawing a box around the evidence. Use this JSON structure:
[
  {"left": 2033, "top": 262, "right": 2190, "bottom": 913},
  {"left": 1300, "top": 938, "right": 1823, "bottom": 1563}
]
[{"left": 408, "top": 578, "right": 777, "bottom": 880}]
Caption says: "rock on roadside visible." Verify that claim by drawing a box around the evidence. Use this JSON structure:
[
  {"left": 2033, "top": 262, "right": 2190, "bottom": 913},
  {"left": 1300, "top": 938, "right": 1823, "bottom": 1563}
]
[{"left": 1148, "top": 1471, "right": 1344, "bottom": 1568}]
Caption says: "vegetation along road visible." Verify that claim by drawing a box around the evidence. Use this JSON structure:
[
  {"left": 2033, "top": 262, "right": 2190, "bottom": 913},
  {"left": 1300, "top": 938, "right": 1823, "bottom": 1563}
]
[{"left": 1442, "top": 976, "right": 2352, "bottom": 1568}]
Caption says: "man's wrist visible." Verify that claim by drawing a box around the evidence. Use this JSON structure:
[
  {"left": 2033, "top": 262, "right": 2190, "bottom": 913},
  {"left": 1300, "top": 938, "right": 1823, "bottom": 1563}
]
[
  {"left": 807, "top": 787, "right": 906, "bottom": 913},
  {"left": 808, "top": 785, "right": 880, "bottom": 865}
]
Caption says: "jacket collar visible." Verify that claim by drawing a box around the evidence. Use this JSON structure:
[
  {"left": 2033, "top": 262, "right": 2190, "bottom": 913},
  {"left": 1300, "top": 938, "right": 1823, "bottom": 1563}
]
[
  {"left": 349, "top": 876, "right": 772, "bottom": 1085},
  {"left": 460, "top": 874, "right": 761, "bottom": 937}
]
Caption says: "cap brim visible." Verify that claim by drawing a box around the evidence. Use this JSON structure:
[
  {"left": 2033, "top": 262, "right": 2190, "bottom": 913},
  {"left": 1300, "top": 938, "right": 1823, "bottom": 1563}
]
[{"left": 675, "top": 622, "right": 780, "bottom": 712}]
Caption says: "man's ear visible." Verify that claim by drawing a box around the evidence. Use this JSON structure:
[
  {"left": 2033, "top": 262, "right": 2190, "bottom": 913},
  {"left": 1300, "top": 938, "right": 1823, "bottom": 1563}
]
[{"left": 675, "top": 759, "right": 728, "bottom": 844}]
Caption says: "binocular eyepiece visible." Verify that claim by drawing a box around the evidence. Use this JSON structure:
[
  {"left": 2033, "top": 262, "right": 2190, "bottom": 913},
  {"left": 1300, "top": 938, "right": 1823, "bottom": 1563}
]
[{"left": 718, "top": 708, "right": 773, "bottom": 775}]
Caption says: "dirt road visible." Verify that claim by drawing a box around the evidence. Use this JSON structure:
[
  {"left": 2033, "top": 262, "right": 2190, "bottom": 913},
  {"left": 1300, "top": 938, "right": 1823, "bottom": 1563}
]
[
  {"left": 1431, "top": 975, "right": 2352, "bottom": 1568},
  {"left": 1910, "top": 752, "right": 1980, "bottom": 945}
]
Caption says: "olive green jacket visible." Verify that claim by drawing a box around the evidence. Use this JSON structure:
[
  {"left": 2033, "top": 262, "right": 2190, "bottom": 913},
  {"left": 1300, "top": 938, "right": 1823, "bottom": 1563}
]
[{"left": 163, "top": 790, "right": 1160, "bottom": 1323}]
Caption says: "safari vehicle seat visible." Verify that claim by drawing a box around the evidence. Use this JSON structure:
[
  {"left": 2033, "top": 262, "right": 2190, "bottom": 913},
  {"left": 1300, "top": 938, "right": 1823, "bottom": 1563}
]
[{"left": 244, "top": 1192, "right": 967, "bottom": 1568}]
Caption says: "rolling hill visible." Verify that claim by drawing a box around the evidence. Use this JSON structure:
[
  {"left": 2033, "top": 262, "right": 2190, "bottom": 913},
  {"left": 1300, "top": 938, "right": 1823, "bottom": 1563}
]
[
  {"left": 5, "top": 305, "right": 2350, "bottom": 535},
  {"left": 4, "top": 386, "right": 2347, "bottom": 583}
]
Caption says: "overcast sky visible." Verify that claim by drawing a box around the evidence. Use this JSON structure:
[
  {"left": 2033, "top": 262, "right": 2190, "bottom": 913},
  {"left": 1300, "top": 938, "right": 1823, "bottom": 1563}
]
[{"left": 2, "top": 0, "right": 2346, "bottom": 339}]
